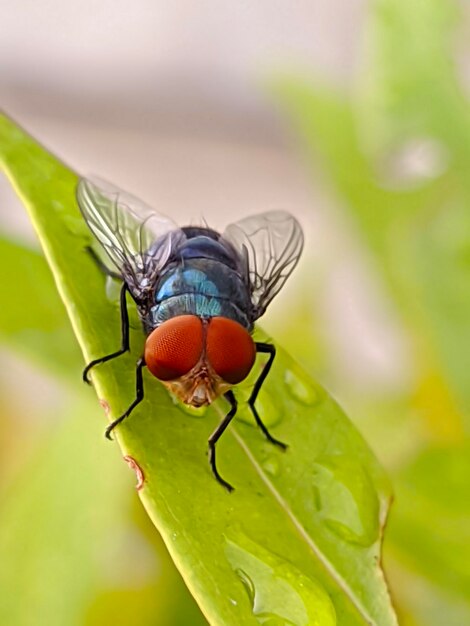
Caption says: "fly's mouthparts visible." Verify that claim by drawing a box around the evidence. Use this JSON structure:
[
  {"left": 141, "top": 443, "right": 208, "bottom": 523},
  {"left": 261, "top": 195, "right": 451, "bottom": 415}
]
[
  {"left": 191, "top": 386, "right": 210, "bottom": 407},
  {"left": 189, "top": 370, "right": 214, "bottom": 407}
]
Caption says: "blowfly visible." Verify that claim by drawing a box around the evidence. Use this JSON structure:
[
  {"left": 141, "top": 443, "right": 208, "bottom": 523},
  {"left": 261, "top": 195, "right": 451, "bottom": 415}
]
[{"left": 77, "top": 178, "right": 304, "bottom": 490}]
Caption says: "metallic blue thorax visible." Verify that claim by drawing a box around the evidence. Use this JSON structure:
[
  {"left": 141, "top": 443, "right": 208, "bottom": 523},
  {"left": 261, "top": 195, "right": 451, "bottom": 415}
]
[{"left": 150, "top": 230, "right": 252, "bottom": 329}]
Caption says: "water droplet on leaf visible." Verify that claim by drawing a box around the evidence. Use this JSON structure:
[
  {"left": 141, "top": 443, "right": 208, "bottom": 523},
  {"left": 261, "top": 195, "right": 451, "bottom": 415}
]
[
  {"left": 261, "top": 455, "right": 281, "bottom": 478},
  {"left": 63, "top": 213, "right": 90, "bottom": 237},
  {"left": 105, "top": 275, "right": 122, "bottom": 303},
  {"left": 225, "top": 532, "right": 336, "bottom": 626},
  {"left": 378, "top": 137, "right": 448, "bottom": 189},
  {"left": 284, "top": 368, "right": 320, "bottom": 406},
  {"left": 312, "top": 455, "right": 379, "bottom": 547},
  {"left": 236, "top": 389, "right": 282, "bottom": 429},
  {"left": 170, "top": 393, "right": 207, "bottom": 417},
  {"left": 178, "top": 403, "right": 208, "bottom": 418}
]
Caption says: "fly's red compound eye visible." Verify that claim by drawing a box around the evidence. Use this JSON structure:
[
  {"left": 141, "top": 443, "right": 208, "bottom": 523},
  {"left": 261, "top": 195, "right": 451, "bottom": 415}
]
[
  {"left": 145, "top": 315, "right": 203, "bottom": 381},
  {"left": 206, "top": 317, "right": 256, "bottom": 384}
]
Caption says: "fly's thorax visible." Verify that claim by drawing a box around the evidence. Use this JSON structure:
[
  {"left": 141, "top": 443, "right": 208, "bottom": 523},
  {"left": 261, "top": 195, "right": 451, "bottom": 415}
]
[
  {"left": 150, "top": 257, "right": 253, "bottom": 328},
  {"left": 144, "top": 315, "right": 256, "bottom": 406}
]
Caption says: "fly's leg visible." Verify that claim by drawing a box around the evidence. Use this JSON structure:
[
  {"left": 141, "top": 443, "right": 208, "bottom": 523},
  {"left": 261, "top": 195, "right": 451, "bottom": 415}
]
[
  {"left": 208, "top": 390, "right": 238, "bottom": 492},
  {"left": 83, "top": 282, "right": 130, "bottom": 384},
  {"left": 105, "top": 356, "right": 146, "bottom": 440},
  {"left": 249, "top": 342, "right": 287, "bottom": 450}
]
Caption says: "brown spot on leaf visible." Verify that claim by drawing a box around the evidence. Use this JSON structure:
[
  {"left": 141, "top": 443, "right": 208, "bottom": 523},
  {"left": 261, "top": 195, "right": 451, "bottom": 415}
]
[
  {"left": 123, "top": 455, "right": 145, "bottom": 490},
  {"left": 99, "top": 399, "right": 110, "bottom": 416}
]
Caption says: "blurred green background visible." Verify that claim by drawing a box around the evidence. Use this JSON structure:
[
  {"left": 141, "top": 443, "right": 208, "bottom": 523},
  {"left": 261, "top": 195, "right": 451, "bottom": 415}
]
[{"left": 1, "top": 0, "right": 470, "bottom": 624}]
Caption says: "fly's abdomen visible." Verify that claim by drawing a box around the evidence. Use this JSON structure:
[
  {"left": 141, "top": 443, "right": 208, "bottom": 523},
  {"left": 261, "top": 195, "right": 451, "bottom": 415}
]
[{"left": 150, "top": 258, "right": 252, "bottom": 328}]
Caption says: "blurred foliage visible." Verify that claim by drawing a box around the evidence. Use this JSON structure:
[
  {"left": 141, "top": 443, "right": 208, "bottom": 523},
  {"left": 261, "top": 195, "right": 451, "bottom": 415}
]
[
  {"left": 0, "top": 235, "right": 81, "bottom": 373},
  {"left": 1, "top": 0, "right": 470, "bottom": 624},
  {"left": 0, "top": 399, "right": 207, "bottom": 626},
  {"left": 0, "top": 242, "right": 207, "bottom": 625},
  {"left": 272, "top": 0, "right": 470, "bottom": 624}
]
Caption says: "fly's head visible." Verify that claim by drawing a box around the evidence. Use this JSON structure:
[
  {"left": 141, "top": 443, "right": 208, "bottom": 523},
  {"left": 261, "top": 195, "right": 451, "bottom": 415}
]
[
  {"left": 144, "top": 315, "right": 256, "bottom": 407},
  {"left": 162, "top": 363, "right": 230, "bottom": 407}
]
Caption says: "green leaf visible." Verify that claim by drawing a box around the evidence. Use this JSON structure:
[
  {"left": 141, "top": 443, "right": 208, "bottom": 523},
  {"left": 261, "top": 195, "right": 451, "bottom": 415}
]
[
  {"left": 270, "top": 2, "right": 470, "bottom": 622},
  {"left": 387, "top": 443, "right": 470, "bottom": 597},
  {"left": 0, "top": 235, "right": 81, "bottom": 373},
  {"left": 0, "top": 404, "right": 128, "bottom": 626},
  {"left": 359, "top": 0, "right": 470, "bottom": 159},
  {"left": 0, "top": 238, "right": 208, "bottom": 626},
  {"left": 272, "top": 0, "right": 470, "bottom": 434},
  {"left": 0, "top": 113, "right": 396, "bottom": 625},
  {"left": 384, "top": 443, "right": 470, "bottom": 625},
  {"left": 359, "top": 0, "right": 470, "bottom": 425},
  {"left": 272, "top": 78, "right": 468, "bottom": 437},
  {"left": 0, "top": 398, "right": 207, "bottom": 626}
]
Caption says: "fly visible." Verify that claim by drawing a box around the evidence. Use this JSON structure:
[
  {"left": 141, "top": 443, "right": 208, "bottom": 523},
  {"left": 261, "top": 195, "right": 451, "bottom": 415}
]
[{"left": 77, "top": 177, "right": 304, "bottom": 491}]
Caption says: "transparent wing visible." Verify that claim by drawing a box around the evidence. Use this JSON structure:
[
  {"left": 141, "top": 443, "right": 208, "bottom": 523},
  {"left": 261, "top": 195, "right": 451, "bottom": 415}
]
[
  {"left": 76, "top": 177, "right": 185, "bottom": 297},
  {"left": 223, "top": 210, "right": 304, "bottom": 320}
]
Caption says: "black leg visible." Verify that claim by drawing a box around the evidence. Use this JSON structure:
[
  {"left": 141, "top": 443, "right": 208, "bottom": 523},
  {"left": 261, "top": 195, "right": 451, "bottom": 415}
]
[
  {"left": 249, "top": 342, "right": 287, "bottom": 450},
  {"left": 208, "top": 390, "right": 238, "bottom": 492},
  {"left": 105, "top": 357, "right": 146, "bottom": 439},
  {"left": 86, "top": 245, "right": 122, "bottom": 280},
  {"left": 83, "top": 282, "right": 130, "bottom": 384}
]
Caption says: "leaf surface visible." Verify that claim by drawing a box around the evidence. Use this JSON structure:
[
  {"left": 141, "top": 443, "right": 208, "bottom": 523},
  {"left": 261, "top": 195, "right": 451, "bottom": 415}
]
[{"left": 0, "top": 113, "right": 396, "bottom": 626}]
